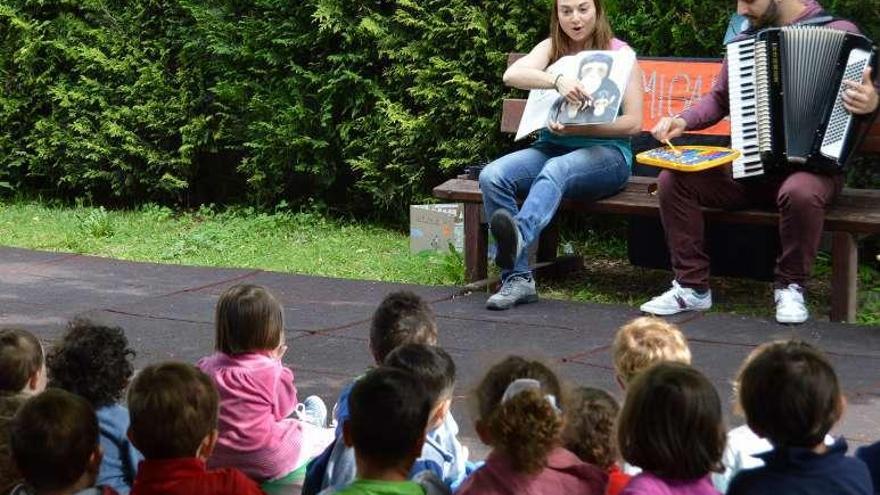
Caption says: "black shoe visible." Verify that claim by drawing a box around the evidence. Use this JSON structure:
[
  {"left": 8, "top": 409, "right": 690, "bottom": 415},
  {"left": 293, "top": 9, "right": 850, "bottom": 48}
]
[{"left": 489, "top": 210, "right": 521, "bottom": 270}]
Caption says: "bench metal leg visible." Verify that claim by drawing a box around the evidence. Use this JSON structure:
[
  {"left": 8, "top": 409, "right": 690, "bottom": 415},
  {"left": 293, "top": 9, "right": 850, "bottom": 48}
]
[
  {"left": 830, "top": 231, "right": 857, "bottom": 323},
  {"left": 464, "top": 203, "right": 488, "bottom": 283}
]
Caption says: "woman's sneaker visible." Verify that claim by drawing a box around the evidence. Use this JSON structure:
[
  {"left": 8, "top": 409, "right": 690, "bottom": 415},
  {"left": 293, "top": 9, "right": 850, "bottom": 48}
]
[
  {"left": 486, "top": 275, "right": 538, "bottom": 310},
  {"left": 774, "top": 283, "right": 808, "bottom": 324},
  {"left": 640, "top": 281, "right": 712, "bottom": 315},
  {"left": 295, "top": 395, "right": 328, "bottom": 428}
]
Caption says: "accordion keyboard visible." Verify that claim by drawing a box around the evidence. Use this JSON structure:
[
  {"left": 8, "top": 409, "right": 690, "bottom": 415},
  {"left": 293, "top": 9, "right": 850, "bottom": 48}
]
[{"left": 728, "top": 38, "right": 765, "bottom": 178}]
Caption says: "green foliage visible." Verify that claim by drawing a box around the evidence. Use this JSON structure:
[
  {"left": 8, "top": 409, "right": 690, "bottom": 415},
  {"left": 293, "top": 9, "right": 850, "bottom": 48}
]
[
  {"left": 0, "top": 0, "right": 878, "bottom": 216},
  {"left": 77, "top": 205, "right": 113, "bottom": 238}
]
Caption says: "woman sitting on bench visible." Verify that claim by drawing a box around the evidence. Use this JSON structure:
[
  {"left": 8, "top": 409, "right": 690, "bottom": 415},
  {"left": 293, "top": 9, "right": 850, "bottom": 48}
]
[{"left": 479, "top": 0, "right": 643, "bottom": 310}]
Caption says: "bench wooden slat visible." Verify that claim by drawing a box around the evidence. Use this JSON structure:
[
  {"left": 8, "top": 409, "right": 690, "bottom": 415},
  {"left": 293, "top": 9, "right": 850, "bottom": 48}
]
[
  {"left": 500, "top": 99, "right": 525, "bottom": 135},
  {"left": 434, "top": 177, "right": 880, "bottom": 235}
]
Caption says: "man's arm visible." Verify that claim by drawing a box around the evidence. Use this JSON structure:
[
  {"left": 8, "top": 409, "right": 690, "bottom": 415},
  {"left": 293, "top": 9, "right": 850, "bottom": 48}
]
[
  {"left": 678, "top": 57, "right": 731, "bottom": 131},
  {"left": 652, "top": 57, "right": 731, "bottom": 141}
]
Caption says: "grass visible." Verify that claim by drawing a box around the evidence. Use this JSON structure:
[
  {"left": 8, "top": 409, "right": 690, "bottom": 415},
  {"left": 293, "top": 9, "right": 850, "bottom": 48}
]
[
  {"left": 0, "top": 199, "right": 877, "bottom": 325},
  {"left": 0, "top": 201, "right": 465, "bottom": 286}
]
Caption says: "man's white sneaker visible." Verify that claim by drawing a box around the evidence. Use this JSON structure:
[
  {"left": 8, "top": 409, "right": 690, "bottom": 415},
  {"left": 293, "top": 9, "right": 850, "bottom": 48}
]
[
  {"left": 640, "top": 281, "right": 712, "bottom": 316},
  {"left": 774, "top": 283, "right": 808, "bottom": 324}
]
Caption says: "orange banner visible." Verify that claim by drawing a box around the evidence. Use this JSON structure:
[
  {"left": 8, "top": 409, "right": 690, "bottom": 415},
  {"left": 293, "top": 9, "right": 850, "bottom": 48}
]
[{"left": 639, "top": 59, "right": 729, "bottom": 136}]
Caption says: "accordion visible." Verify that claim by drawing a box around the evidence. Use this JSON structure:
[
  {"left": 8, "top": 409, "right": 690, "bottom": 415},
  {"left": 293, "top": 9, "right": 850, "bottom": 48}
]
[{"left": 727, "top": 26, "right": 876, "bottom": 179}]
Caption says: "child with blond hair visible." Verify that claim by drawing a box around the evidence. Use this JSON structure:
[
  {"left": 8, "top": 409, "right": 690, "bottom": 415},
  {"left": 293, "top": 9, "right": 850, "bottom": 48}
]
[
  {"left": 457, "top": 356, "right": 606, "bottom": 495},
  {"left": 198, "top": 284, "right": 333, "bottom": 482},
  {"left": 0, "top": 328, "right": 47, "bottom": 493},
  {"left": 612, "top": 316, "right": 691, "bottom": 388}
]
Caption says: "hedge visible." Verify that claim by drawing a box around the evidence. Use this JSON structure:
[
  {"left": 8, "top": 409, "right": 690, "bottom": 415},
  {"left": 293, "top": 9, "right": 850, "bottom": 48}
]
[{"left": 0, "top": 0, "right": 877, "bottom": 217}]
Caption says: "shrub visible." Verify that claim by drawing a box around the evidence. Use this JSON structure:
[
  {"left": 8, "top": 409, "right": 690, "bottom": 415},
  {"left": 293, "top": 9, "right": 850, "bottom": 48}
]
[{"left": 0, "top": 0, "right": 877, "bottom": 218}]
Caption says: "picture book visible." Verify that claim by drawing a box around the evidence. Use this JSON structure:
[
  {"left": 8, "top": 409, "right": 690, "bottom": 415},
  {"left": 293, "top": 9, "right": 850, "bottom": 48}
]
[{"left": 515, "top": 48, "right": 636, "bottom": 141}]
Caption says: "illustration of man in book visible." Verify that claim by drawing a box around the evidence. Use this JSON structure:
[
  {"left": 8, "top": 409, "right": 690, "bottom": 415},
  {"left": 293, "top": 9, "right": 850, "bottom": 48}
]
[{"left": 549, "top": 53, "right": 620, "bottom": 125}]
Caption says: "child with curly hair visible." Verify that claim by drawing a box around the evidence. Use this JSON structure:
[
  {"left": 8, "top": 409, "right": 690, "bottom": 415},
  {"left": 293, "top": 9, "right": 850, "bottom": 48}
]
[
  {"left": 563, "top": 387, "right": 630, "bottom": 495},
  {"left": 48, "top": 319, "right": 141, "bottom": 494},
  {"left": 197, "top": 284, "right": 334, "bottom": 482},
  {"left": 0, "top": 328, "right": 47, "bottom": 493},
  {"left": 457, "top": 356, "right": 606, "bottom": 495}
]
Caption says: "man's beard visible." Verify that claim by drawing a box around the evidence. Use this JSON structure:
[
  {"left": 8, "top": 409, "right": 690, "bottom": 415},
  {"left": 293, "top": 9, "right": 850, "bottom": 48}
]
[{"left": 749, "top": 0, "right": 780, "bottom": 28}]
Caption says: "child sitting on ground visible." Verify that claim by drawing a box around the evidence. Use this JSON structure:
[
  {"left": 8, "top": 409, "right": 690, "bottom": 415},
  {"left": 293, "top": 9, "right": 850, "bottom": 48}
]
[
  {"left": 618, "top": 362, "right": 725, "bottom": 495},
  {"left": 128, "top": 362, "right": 263, "bottom": 495},
  {"left": 612, "top": 316, "right": 691, "bottom": 389},
  {"left": 319, "top": 367, "right": 447, "bottom": 495},
  {"left": 457, "top": 356, "right": 606, "bottom": 495},
  {"left": 728, "top": 341, "right": 872, "bottom": 495},
  {"left": 333, "top": 290, "right": 441, "bottom": 429},
  {"left": 48, "top": 318, "right": 142, "bottom": 494},
  {"left": 711, "top": 341, "right": 836, "bottom": 493},
  {"left": 307, "top": 291, "right": 468, "bottom": 494},
  {"left": 384, "top": 344, "right": 462, "bottom": 487},
  {"left": 198, "top": 284, "right": 334, "bottom": 482},
  {"left": 563, "top": 387, "right": 630, "bottom": 495},
  {"left": 0, "top": 328, "right": 47, "bottom": 493},
  {"left": 9, "top": 389, "right": 111, "bottom": 495}
]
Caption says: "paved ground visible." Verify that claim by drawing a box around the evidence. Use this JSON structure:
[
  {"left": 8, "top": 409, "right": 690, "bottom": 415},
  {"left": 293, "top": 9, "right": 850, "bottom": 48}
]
[{"left": 1, "top": 246, "right": 878, "bottom": 459}]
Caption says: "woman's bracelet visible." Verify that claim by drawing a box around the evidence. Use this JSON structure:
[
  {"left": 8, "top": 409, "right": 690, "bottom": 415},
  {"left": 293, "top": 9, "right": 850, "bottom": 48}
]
[{"left": 553, "top": 73, "right": 562, "bottom": 91}]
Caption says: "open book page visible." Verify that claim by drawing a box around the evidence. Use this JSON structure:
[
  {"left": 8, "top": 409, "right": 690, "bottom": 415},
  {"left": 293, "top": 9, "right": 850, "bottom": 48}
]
[{"left": 515, "top": 48, "right": 636, "bottom": 141}]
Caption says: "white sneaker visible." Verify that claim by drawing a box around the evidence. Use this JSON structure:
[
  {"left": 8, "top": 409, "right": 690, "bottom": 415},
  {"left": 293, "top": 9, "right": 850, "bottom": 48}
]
[
  {"left": 295, "top": 395, "right": 328, "bottom": 427},
  {"left": 774, "top": 283, "right": 808, "bottom": 324},
  {"left": 640, "top": 281, "right": 712, "bottom": 315}
]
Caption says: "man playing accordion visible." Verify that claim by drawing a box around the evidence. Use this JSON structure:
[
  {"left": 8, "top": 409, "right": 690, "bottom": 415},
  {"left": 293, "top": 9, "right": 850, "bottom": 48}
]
[{"left": 640, "top": 0, "right": 879, "bottom": 324}]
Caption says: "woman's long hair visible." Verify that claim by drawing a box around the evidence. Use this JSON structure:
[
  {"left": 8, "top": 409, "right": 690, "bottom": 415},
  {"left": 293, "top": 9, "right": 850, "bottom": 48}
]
[{"left": 549, "top": 0, "right": 614, "bottom": 64}]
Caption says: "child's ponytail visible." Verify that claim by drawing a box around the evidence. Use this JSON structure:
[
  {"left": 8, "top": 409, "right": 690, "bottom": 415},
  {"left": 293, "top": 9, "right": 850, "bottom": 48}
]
[{"left": 475, "top": 358, "right": 565, "bottom": 475}]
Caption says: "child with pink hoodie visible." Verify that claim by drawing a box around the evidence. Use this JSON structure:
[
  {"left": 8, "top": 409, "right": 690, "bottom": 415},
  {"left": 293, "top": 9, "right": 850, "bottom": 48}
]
[{"left": 198, "top": 284, "right": 334, "bottom": 482}]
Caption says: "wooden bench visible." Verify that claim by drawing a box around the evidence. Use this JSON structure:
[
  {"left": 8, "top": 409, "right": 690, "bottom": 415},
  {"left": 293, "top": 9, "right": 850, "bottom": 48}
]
[{"left": 433, "top": 54, "right": 880, "bottom": 323}]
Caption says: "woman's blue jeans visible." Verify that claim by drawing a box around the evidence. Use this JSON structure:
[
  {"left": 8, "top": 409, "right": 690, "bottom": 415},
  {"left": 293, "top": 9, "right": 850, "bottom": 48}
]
[{"left": 478, "top": 142, "right": 630, "bottom": 281}]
